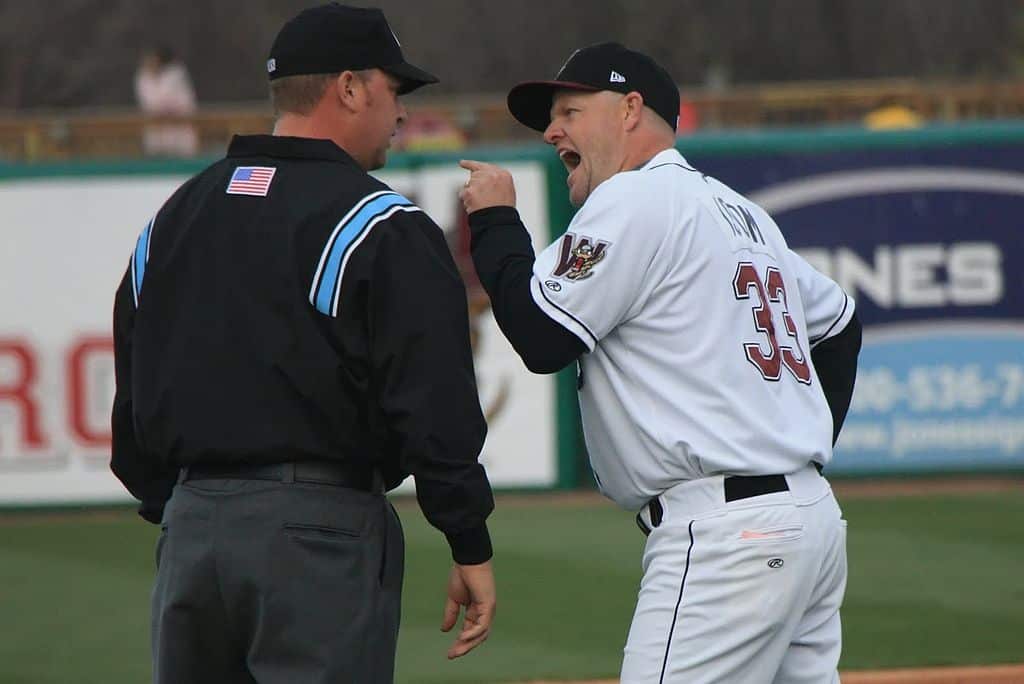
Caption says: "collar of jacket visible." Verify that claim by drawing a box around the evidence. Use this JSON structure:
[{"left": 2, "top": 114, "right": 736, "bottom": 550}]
[{"left": 227, "top": 134, "right": 360, "bottom": 166}]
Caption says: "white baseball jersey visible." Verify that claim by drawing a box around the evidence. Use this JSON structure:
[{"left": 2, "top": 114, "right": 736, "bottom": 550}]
[{"left": 531, "top": 148, "right": 855, "bottom": 511}]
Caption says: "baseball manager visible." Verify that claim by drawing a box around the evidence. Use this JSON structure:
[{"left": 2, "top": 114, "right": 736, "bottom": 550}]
[{"left": 461, "top": 42, "right": 861, "bottom": 683}]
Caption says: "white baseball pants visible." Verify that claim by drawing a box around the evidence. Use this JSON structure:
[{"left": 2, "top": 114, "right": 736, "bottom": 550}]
[{"left": 623, "top": 464, "right": 847, "bottom": 683}]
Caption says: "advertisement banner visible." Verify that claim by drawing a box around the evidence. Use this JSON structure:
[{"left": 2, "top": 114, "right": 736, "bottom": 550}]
[
  {"left": 4, "top": 124, "right": 1022, "bottom": 506},
  {"left": 0, "top": 158, "right": 556, "bottom": 506},
  {"left": 689, "top": 131, "right": 1024, "bottom": 473}
]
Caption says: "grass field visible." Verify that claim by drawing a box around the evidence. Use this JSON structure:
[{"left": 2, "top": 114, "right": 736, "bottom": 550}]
[{"left": 1, "top": 489, "right": 1022, "bottom": 684}]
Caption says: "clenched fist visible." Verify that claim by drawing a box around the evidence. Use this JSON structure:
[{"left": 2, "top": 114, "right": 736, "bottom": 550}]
[{"left": 459, "top": 160, "right": 517, "bottom": 214}]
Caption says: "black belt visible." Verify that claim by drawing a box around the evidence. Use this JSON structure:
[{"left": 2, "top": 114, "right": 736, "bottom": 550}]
[
  {"left": 180, "top": 461, "right": 383, "bottom": 494},
  {"left": 637, "top": 473, "right": 791, "bottom": 536},
  {"left": 724, "top": 474, "right": 789, "bottom": 502}
]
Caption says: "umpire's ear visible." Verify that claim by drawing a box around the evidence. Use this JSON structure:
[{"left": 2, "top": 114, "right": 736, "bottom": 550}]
[{"left": 335, "top": 70, "right": 366, "bottom": 112}]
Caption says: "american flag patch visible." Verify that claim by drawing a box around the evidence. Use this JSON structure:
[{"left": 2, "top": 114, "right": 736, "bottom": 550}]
[{"left": 226, "top": 166, "right": 276, "bottom": 196}]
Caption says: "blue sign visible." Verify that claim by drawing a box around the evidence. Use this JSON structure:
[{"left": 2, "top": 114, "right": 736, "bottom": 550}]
[
  {"left": 690, "top": 132, "right": 1024, "bottom": 473},
  {"left": 838, "top": 326, "right": 1024, "bottom": 472}
]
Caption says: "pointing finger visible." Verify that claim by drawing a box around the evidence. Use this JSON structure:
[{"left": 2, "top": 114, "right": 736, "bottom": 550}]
[{"left": 459, "top": 159, "right": 485, "bottom": 171}]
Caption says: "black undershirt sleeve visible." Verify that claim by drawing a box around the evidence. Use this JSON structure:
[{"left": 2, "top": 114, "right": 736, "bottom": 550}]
[
  {"left": 811, "top": 311, "right": 863, "bottom": 445},
  {"left": 468, "top": 206, "right": 587, "bottom": 374}
]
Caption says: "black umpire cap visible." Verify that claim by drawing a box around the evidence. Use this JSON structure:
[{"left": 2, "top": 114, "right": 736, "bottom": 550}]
[
  {"left": 267, "top": 3, "right": 439, "bottom": 95},
  {"left": 508, "top": 42, "right": 680, "bottom": 132}
]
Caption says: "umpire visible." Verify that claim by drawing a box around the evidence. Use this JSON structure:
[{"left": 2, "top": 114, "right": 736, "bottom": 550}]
[{"left": 110, "top": 5, "right": 496, "bottom": 682}]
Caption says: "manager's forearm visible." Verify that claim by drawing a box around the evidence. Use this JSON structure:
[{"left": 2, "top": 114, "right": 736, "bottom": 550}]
[{"left": 469, "top": 207, "right": 585, "bottom": 373}]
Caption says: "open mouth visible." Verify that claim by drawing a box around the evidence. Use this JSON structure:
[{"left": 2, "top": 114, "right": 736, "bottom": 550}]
[{"left": 558, "top": 149, "right": 581, "bottom": 174}]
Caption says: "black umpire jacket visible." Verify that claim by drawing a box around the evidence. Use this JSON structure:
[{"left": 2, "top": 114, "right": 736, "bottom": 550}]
[{"left": 111, "top": 135, "right": 494, "bottom": 564}]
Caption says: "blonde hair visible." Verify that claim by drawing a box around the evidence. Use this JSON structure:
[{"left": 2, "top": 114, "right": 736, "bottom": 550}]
[
  {"left": 269, "top": 73, "right": 339, "bottom": 116},
  {"left": 269, "top": 69, "right": 378, "bottom": 116}
]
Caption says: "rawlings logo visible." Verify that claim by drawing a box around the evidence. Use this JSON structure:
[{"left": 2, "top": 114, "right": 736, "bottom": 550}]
[{"left": 552, "top": 232, "right": 610, "bottom": 281}]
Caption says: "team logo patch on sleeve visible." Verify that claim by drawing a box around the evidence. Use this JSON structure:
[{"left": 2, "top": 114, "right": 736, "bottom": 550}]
[
  {"left": 552, "top": 232, "right": 611, "bottom": 281},
  {"left": 226, "top": 166, "right": 277, "bottom": 196}
]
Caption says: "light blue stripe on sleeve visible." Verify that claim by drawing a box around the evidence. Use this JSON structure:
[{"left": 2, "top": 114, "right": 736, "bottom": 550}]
[
  {"left": 313, "top": 193, "right": 414, "bottom": 315},
  {"left": 131, "top": 218, "right": 153, "bottom": 305}
]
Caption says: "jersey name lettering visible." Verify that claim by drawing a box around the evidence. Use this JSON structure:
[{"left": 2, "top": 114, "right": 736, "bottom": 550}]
[{"left": 715, "top": 197, "right": 765, "bottom": 245}]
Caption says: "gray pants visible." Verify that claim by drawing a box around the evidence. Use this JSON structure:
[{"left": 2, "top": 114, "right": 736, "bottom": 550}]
[{"left": 151, "top": 477, "right": 404, "bottom": 684}]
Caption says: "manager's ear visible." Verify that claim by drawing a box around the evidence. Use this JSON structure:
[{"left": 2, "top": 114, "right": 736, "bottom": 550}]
[{"left": 623, "top": 91, "right": 645, "bottom": 131}]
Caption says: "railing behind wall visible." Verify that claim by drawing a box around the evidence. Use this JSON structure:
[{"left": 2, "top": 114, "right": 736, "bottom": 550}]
[{"left": 2, "top": 79, "right": 1023, "bottom": 162}]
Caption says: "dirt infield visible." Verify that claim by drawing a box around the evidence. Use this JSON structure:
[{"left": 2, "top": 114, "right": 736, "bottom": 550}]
[
  {"left": 842, "top": 664, "right": 1024, "bottom": 682},
  {"left": 515, "top": 663, "right": 1024, "bottom": 683}
]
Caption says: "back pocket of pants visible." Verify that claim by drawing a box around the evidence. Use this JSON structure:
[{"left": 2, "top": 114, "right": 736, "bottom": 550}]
[
  {"left": 736, "top": 524, "right": 804, "bottom": 544},
  {"left": 283, "top": 522, "right": 360, "bottom": 543}
]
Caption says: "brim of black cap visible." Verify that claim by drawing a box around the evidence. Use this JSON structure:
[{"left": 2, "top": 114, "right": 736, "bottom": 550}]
[
  {"left": 384, "top": 61, "right": 440, "bottom": 95},
  {"left": 507, "top": 80, "right": 601, "bottom": 132}
]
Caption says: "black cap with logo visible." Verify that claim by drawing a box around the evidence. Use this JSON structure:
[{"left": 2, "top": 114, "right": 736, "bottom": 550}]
[
  {"left": 267, "top": 3, "right": 438, "bottom": 95},
  {"left": 507, "top": 42, "right": 680, "bottom": 132}
]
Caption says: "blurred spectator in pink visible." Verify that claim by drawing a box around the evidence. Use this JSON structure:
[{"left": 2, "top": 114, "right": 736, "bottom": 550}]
[{"left": 135, "top": 46, "right": 199, "bottom": 157}]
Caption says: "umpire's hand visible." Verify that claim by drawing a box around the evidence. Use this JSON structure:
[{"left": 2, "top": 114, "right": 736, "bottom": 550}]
[
  {"left": 459, "top": 160, "right": 517, "bottom": 213},
  {"left": 441, "top": 560, "right": 496, "bottom": 659}
]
